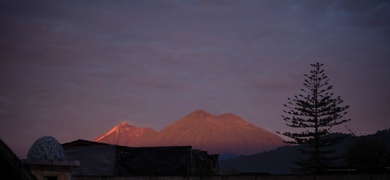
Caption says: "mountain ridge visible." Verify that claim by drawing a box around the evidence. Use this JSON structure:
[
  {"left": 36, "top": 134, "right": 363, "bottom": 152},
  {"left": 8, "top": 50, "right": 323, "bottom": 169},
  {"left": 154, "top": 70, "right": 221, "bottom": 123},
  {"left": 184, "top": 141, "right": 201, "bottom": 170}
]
[{"left": 220, "top": 129, "right": 390, "bottom": 174}]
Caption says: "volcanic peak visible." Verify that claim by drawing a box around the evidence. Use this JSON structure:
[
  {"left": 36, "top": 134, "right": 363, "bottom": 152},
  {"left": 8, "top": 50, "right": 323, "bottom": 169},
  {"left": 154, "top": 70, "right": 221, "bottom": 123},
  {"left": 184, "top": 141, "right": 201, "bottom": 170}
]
[
  {"left": 216, "top": 113, "right": 253, "bottom": 126},
  {"left": 187, "top": 109, "right": 215, "bottom": 118},
  {"left": 94, "top": 121, "right": 158, "bottom": 146},
  {"left": 185, "top": 110, "right": 250, "bottom": 125},
  {"left": 217, "top": 112, "right": 242, "bottom": 120}
]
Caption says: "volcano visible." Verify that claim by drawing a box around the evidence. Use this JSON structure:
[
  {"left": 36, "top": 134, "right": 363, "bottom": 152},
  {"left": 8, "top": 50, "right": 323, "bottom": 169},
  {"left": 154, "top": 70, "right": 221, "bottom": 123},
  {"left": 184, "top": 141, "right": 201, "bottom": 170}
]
[
  {"left": 95, "top": 110, "right": 285, "bottom": 155},
  {"left": 94, "top": 121, "right": 158, "bottom": 146}
]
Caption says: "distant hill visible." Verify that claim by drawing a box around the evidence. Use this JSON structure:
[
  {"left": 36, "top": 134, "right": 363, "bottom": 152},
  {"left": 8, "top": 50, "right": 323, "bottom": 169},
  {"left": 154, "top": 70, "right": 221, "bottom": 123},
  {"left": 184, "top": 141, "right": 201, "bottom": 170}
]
[
  {"left": 95, "top": 110, "right": 285, "bottom": 155},
  {"left": 220, "top": 129, "right": 390, "bottom": 174}
]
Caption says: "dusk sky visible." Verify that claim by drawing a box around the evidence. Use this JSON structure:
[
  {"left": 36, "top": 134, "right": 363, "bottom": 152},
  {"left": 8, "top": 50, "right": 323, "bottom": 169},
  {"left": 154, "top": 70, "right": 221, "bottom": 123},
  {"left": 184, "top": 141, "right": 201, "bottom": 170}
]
[{"left": 1, "top": 0, "right": 390, "bottom": 157}]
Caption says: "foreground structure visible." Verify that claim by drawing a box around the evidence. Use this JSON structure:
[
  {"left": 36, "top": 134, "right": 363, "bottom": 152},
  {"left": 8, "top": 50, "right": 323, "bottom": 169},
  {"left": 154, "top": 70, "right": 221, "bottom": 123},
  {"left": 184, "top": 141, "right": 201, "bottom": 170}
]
[
  {"left": 62, "top": 139, "right": 219, "bottom": 177},
  {"left": 0, "top": 139, "right": 37, "bottom": 180},
  {"left": 23, "top": 136, "right": 80, "bottom": 180}
]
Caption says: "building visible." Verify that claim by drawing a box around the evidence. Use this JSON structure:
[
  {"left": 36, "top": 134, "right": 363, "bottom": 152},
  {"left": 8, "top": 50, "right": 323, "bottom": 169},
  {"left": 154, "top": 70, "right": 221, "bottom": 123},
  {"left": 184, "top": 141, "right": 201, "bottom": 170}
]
[
  {"left": 22, "top": 136, "right": 80, "bottom": 180},
  {"left": 62, "top": 139, "right": 219, "bottom": 177}
]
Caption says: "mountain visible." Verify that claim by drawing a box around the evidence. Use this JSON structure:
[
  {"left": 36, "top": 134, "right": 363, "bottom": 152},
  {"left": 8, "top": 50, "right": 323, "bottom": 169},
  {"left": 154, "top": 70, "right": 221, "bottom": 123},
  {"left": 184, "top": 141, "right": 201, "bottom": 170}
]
[
  {"left": 140, "top": 110, "right": 285, "bottom": 155},
  {"left": 220, "top": 129, "right": 390, "bottom": 174},
  {"left": 95, "top": 110, "right": 285, "bottom": 155},
  {"left": 94, "top": 121, "right": 158, "bottom": 146}
]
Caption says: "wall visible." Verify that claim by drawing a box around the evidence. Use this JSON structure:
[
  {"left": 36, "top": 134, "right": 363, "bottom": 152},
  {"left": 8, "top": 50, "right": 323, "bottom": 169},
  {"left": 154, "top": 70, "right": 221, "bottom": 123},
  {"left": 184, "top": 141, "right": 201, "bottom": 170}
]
[
  {"left": 30, "top": 169, "right": 70, "bottom": 180},
  {"left": 71, "top": 173, "right": 390, "bottom": 180}
]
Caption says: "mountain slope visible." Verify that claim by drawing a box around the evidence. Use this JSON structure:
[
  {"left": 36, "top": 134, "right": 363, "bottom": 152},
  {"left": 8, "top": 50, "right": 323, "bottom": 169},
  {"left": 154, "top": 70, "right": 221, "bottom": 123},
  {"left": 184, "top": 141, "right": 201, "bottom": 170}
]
[
  {"left": 220, "top": 129, "right": 390, "bottom": 174},
  {"left": 94, "top": 121, "right": 158, "bottom": 146}
]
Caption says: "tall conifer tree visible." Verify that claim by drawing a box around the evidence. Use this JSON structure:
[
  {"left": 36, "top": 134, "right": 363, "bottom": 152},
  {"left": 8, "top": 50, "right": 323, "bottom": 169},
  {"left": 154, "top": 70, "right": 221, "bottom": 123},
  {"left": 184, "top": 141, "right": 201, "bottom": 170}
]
[{"left": 281, "top": 63, "right": 351, "bottom": 174}]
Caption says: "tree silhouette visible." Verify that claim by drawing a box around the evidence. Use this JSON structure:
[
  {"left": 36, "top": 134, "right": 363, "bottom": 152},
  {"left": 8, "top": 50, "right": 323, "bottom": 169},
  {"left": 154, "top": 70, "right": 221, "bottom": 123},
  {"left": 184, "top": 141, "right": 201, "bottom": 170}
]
[{"left": 280, "top": 62, "right": 351, "bottom": 174}]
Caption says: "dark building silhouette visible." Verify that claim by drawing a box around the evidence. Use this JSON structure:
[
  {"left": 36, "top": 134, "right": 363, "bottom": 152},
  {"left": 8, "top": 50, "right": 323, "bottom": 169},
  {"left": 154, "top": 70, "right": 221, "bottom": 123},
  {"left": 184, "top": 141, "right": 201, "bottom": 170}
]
[
  {"left": 62, "top": 139, "right": 219, "bottom": 176},
  {"left": 22, "top": 136, "right": 80, "bottom": 180}
]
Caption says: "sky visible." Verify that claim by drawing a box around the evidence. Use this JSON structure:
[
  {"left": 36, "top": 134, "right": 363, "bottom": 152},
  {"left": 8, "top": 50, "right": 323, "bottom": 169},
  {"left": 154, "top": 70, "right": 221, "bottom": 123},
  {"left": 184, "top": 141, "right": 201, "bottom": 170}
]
[{"left": 1, "top": 0, "right": 390, "bottom": 158}]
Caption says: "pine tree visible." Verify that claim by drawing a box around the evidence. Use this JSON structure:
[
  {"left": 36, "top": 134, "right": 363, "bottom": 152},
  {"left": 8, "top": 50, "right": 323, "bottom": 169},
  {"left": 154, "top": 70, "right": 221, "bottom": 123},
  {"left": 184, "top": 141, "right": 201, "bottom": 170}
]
[{"left": 281, "top": 62, "right": 351, "bottom": 174}]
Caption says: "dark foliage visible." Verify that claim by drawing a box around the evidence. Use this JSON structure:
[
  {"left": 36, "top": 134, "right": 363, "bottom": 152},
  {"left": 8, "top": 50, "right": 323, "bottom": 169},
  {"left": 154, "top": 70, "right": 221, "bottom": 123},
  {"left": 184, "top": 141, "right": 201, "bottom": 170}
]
[
  {"left": 220, "top": 129, "right": 390, "bottom": 174},
  {"left": 280, "top": 63, "right": 351, "bottom": 174},
  {"left": 345, "top": 135, "right": 390, "bottom": 168}
]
